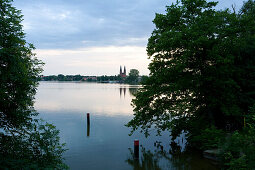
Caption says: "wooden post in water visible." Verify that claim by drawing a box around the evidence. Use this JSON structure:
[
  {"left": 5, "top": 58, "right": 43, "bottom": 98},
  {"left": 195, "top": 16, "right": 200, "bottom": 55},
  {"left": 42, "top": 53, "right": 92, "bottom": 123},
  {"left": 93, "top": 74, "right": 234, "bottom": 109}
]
[
  {"left": 134, "top": 139, "right": 139, "bottom": 159},
  {"left": 87, "top": 113, "right": 90, "bottom": 137},
  {"left": 87, "top": 122, "right": 90, "bottom": 137},
  {"left": 87, "top": 113, "right": 90, "bottom": 125},
  {"left": 87, "top": 124, "right": 90, "bottom": 137}
]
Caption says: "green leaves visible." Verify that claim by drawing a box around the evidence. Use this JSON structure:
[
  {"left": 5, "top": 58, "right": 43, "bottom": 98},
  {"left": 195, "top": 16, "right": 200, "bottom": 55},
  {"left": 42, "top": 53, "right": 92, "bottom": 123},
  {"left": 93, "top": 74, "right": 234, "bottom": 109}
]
[
  {"left": 0, "top": 0, "right": 67, "bottom": 168},
  {"left": 0, "top": 119, "right": 68, "bottom": 169},
  {"left": 128, "top": 0, "right": 255, "bottom": 145},
  {"left": 126, "top": 69, "right": 140, "bottom": 84},
  {"left": 1, "top": 0, "right": 44, "bottom": 129}
]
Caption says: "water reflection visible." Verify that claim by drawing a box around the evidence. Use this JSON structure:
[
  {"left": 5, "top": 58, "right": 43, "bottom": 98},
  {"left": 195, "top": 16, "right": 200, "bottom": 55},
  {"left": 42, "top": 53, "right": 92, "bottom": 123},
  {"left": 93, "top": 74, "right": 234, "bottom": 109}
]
[
  {"left": 129, "top": 88, "right": 138, "bottom": 97},
  {"left": 35, "top": 82, "right": 140, "bottom": 116},
  {"left": 126, "top": 144, "right": 219, "bottom": 170},
  {"left": 35, "top": 82, "right": 219, "bottom": 170},
  {"left": 169, "top": 142, "right": 182, "bottom": 155},
  {"left": 127, "top": 147, "right": 162, "bottom": 170},
  {"left": 120, "top": 87, "right": 127, "bottom": 98},
  {"left": 87, "top": 123, "right": 90, "bottom": 137},
  {"left": 119, "top": 87, "right": 139, "bottom": 98}
]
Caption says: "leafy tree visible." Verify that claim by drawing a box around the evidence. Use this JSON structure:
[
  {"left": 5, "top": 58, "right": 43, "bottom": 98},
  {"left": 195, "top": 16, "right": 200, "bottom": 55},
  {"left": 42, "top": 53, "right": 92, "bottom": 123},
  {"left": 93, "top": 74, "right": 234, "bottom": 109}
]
[
  {"left": 73, "top": 74, "right": 82, "bottom": 81},
  {"left": 126, "top": 69, "right": 139, "bottom": 83},
  {"left": 127, "top": 0, "right": 255, "bottom": 146},
  {"left": 58, "top": 74, "right": 65, "bottom": 81},
  {"left": 140, "top": 75, "right": 149, "bottom": 84},
  {"left": 0, "top": 0, "right": 43, "bottom": 129},
  {"left": 0, "top": 0, "right": 67, "bottom": 168}
]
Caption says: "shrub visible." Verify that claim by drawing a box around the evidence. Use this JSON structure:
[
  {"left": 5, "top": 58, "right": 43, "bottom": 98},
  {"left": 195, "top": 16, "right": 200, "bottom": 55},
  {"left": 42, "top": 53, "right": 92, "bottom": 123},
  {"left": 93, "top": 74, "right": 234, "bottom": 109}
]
[{"left": 191, "top": 126, "right": 225, "bottom": 150}]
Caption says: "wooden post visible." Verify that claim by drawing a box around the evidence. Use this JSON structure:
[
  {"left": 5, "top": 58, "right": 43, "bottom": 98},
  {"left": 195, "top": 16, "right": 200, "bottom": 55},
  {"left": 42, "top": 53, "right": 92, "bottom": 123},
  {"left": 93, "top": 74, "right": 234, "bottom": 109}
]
[
  {"left": 87, "top": 113, "right": 90, "bottom": 137},
  {"left": 134, "top": 139, "right": 139, "bottom": 159},
  {"left": 87, "top": 113, "right": 90, "bottom": 126},
  {"left": 87, "top": 123, "right": 90, "bottom": 137}
]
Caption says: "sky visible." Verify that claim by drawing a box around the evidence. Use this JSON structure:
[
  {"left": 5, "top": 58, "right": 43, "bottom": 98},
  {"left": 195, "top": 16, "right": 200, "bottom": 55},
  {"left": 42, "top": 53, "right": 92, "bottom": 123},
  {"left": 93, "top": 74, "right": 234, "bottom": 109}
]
[{"left": 13, "top": 0, "right": 244, "bottom": 76}]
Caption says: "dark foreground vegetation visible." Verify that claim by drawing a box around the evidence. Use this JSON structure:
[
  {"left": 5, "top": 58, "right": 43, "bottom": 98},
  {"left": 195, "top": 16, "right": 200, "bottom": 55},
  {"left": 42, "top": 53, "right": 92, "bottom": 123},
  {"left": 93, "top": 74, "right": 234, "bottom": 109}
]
[
  {"left": 127, "top": 0, "right": 255, "bottom": 169},
  {"left": 0, "top": 0, "right": 68, "bottom": 169}
]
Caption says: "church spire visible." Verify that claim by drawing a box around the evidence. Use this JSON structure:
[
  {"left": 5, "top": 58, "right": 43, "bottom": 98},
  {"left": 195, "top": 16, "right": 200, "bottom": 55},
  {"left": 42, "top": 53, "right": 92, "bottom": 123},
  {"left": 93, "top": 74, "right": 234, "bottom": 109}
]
[
  {"left": 120, "top": 66, "right": 122, "bottom": 75},
  {"left": 124, "top": 66, "right": 126, "bottom": 75}
]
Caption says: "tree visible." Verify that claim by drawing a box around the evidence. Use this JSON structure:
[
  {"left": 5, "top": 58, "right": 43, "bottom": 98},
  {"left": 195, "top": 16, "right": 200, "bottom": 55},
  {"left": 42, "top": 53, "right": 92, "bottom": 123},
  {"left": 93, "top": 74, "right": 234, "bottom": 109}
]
[
  {"left": 0, "top": 0, "right": 43, "bottom": 129},
  {"left": 126, "top": 69, "right": 139, "bottom": 83},
  {"left": 140, "top": 75, "right": 149, "bottom": 84},
  {"left": 57, "top": 74, "right": 65, "bottom": 81},
  {"left": 0, "top": 120, "right": 68, "bottom": 169},
  {"left": 0, "top": 0, "right": 67, "bottom": 168},
  {"left": 127, "top": 0, "right": 255, "bottom": 146}
]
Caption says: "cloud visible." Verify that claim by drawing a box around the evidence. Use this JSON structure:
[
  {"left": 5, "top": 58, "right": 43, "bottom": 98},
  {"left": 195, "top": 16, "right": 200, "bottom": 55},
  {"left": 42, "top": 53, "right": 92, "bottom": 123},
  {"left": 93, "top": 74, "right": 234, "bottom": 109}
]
[
  {"left": 14, "top": 0, "right": 170, "bottom": 49},
  {"left": 13, "top": 0, "right": 244, "bottom": 75},
  {"left": 14, "top": 0, "right": 244, "bottom": 50},
  {"left": 35, "top": 46, "right": 150, "bottom": 76}
]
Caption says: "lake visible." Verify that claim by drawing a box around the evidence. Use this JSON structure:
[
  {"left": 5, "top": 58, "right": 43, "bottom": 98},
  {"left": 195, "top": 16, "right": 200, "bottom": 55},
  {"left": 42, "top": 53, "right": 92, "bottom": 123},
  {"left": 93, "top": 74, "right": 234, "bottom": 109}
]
[{"left": 35, "top": 82, "right": 218, "bottom": 170}]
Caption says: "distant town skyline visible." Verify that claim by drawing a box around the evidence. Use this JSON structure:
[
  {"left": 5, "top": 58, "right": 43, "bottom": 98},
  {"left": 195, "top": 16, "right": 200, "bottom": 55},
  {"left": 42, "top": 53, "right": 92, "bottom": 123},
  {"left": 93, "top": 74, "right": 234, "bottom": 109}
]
[{"left": 14, "top": 0, "right": 243, "bottom": 76}]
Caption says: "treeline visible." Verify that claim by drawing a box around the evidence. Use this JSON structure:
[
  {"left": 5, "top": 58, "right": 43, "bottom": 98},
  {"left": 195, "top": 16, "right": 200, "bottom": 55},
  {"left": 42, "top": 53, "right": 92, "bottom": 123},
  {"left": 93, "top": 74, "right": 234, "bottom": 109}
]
[
  {"left": 40, "top": 74, "right": 149, "bottom": 84},
  {"left": 40, "top": 74, "right": 121, "bottom": 82}
]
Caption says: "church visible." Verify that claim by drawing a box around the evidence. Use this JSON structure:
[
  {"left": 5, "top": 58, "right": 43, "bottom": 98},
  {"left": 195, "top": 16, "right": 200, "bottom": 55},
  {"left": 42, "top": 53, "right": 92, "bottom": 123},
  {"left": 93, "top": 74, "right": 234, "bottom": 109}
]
[{"left": 119, "top": 66, "right": 127, "bottom": 78}]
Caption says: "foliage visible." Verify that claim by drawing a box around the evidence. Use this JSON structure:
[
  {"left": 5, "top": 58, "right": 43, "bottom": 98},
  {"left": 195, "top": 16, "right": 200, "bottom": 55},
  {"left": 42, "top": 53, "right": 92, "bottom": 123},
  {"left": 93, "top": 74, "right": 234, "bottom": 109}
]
[
  {"left": 140, "top": 75, "right": 149, "bottom": 84},
  {"left": 96, "top": 75, "right": 121, "bottom": 82},
  {"left": 0, "top": 119, "right": 68, "bottom": 169},
  {"left": 0, "top": 0, "right": 68, "bottom": 168},
  {"left": 219, "top": 129, "right": 255, "bottom": 170},
  {"left": 0, "top": 0, "right": 43, "bottom": 129},
  {"left": 219, "top": 105, "right": 255, "bottom": 170},
  {"left": 191, "top": 126, "right": 225, "bottom": 150},
  {"left": 41, "top": 74, "right": 122, "bottom": 82},
  {"left": 127, "top": 0, "right": 255, "bottom": 145},
  {"left": 126, "top": 69, "right": 139, "bottom": 84}
]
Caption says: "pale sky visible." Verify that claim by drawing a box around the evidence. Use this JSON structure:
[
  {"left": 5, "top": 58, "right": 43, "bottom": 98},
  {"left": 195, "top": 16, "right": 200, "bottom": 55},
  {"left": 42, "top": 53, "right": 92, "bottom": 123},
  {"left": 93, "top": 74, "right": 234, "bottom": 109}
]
[{"left": 14, "top": 0, "right": 244, "bottom": 76}]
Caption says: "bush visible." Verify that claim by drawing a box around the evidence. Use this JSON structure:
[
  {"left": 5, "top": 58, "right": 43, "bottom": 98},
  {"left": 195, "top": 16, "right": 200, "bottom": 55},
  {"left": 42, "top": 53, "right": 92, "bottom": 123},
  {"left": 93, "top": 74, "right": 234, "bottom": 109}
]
[
  {"left": 219, "top": 129, "right": 255, "bottom": 169},
  {"left": 219, "top": 105, "right": 255, "bottom": 169},
  {"left": 0, "top": 119, "right": 68, "bottom": 169},
  {"left": 191, "top": 126, "right": 225, "bottom": 150}
]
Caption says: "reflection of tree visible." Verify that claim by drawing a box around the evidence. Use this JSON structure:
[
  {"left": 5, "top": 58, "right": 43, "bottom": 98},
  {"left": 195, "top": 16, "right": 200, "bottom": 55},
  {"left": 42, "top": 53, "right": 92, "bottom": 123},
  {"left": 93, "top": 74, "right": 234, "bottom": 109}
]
[
  {"left": 169, "top": 150, "right": 219, "bottom": 170},
  {"left": 126, "top": 142, "right": 219, "bottom": 170},
  {"left": 169, "top": 141, "right": 182, "bottom": 155},
  {"left": 126, "top": 147, "right": 161, "bottom": 170},
  {"left": 119, "top": 87, "right": 139, "bottom": 98},
  {"left": 129, "top": 88, "right": 138, "bottom": 97}
]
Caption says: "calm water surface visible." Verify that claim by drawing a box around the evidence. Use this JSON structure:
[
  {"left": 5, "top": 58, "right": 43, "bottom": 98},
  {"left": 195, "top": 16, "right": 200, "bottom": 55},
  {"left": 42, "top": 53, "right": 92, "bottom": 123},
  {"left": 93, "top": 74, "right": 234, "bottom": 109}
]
[{"left": 35, "top": 82, "right": 218, "bottom": 170}]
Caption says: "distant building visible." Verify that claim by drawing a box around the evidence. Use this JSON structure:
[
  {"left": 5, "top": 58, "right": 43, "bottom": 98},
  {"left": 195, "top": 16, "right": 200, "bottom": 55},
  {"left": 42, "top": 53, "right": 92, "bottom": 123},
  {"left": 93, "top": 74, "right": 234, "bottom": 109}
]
[
  {"left": 119, "top": 66, "right": 127, "bottom": 78},
  {"left": 83, "top": 76, "right": 97, "bottom": 81}
]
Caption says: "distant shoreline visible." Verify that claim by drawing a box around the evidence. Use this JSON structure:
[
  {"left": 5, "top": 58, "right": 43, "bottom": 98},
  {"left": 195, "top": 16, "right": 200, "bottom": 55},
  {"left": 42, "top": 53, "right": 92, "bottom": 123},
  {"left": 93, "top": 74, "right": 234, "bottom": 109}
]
[
  {"left": 39, "top": 74, "right": 148, "bottom": 85},
  {"left": 39, "top": 80, "right": 142, "bottom": 85}
]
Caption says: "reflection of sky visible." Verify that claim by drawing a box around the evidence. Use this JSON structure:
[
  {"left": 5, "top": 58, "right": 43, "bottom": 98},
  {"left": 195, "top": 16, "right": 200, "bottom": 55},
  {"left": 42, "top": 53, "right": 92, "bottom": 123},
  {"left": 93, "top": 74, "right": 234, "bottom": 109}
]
[
  {"left": 35, "top": 82, "right": 139, "bottom": 116},
  {"left": 35, "top": 82, "right": 218, "bottom": 169},
  {"left": 40, "top": 110, "right": 176, "bottom": 170}
]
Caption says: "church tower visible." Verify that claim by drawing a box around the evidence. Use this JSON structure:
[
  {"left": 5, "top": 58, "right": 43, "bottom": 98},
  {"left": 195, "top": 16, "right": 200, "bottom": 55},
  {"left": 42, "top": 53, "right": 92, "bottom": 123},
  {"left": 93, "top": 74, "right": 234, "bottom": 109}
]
[
  {"left": 124, "top": 66, "right": 126, "bottom": 75},
  {"left": 119, "top": 65, "right": 127, "bottom": 78}
]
